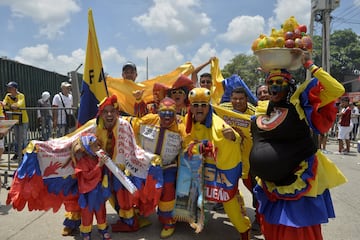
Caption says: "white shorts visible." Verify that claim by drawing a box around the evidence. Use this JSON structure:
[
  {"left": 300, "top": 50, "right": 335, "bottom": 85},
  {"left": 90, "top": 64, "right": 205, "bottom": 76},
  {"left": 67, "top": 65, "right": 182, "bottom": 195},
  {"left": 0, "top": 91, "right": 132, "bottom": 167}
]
[
  {"left": 0, "top": 138, "right": 4, "bottom": 148},
  {"left": 338, "top": 125, "right": 353, "bottom": 140}
]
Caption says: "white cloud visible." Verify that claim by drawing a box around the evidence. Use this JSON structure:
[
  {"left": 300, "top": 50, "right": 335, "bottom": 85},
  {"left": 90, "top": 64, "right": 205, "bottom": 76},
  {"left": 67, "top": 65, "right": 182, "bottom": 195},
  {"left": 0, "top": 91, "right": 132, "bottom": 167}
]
[
  {"left": 131, "top": 45, "right": 185, "bottom": 81},
  {"left": 190, "top": 43, "right": 237, "bottom": 71},
  {"left": 217, "top": 15, "right": 265, "bottom": 46},
  {"left": 268, "top": 0, "right": 311, "bottom": 31},
  {"left": 0, "top": 0, "right": 80, "bottom": 39},
  {"left": 102, "top": 47, "right": 126, "bottom": 67},
  {"left": 191, "top": 43, "right": 216, "bottom": 67},
  {"left": 14, "top": 44, "right": 84, "bottom": 74},
  {"left": 133, "top": 0, "right": 213, "bottom": 43}
]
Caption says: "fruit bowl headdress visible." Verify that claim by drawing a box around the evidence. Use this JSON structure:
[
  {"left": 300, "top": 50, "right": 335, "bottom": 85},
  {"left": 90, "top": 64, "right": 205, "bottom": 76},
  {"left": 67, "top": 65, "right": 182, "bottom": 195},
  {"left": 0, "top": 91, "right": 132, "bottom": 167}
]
[{"left": 186, "top": 88, "right": 213, "bottom": 133}]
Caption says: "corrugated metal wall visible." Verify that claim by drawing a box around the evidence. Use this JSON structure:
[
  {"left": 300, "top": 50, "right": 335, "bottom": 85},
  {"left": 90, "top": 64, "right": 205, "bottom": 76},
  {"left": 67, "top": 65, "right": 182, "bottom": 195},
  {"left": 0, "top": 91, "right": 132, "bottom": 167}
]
[{"left": 0, "top": 58, "right": 73, "bottom": 131}]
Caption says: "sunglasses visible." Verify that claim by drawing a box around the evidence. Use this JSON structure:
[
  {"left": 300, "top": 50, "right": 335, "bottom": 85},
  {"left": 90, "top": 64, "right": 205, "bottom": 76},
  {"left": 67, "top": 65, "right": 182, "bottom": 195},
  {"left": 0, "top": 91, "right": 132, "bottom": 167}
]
[
  {"left": 267, "top": 79, "right": 285, "bottom": 85},
  {"left": 191, "top": 103, "right": 208, "bottom": 108},
  {"left": 200, "top": 80, "right": 212, "bottom": 84},
  {"left": 159, "top": 110, "right": 175, "bottom": 118},
  {"left": 171, "top": 89, "right": 185, "bottom": 95}
]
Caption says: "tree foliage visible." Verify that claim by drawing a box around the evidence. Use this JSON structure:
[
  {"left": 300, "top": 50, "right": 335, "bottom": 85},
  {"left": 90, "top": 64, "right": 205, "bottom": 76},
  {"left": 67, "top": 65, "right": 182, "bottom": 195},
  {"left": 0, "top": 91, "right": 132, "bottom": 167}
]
[
  {"left": 222, "top": 54, "right": 264, "bottom": 90},
  {"left": 221, "top": 29, "right": 360, "bottom": 91}
]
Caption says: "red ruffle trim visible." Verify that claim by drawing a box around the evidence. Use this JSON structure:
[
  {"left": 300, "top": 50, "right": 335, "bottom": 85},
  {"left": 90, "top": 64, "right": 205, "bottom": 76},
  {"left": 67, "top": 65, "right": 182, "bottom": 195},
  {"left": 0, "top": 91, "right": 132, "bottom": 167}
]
[
  {"left": 260, "top": 214, "right": 323, "bottom": 240},
  {"left": 6, "top": 172, "right": 79, "bottom": 212},
  {"left": 308, "top": 82, "right": 337, "bottom": 134},
  {"left": 116, "top": 173, "right": 161, "bottom": 217}
]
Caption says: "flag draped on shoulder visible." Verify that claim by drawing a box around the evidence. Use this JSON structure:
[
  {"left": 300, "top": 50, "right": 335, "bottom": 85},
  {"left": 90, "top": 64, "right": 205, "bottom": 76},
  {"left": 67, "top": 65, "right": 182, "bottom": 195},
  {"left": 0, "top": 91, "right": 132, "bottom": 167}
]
[{"left": 78, "top": 9, "right": 108, "bottom": 125}]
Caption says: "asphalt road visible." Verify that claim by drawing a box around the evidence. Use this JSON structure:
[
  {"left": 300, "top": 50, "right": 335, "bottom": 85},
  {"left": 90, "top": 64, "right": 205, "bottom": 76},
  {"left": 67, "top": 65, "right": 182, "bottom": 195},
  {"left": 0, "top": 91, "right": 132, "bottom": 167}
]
[{"left": 0, "top": 139, "right": 359, "bottom": 240}]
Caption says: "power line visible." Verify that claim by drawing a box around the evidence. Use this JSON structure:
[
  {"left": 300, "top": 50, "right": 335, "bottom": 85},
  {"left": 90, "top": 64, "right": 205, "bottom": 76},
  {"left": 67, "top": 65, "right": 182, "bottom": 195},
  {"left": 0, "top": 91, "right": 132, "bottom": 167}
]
[{"left": 331, "top": 3, "right": 360, "bottom": 28}]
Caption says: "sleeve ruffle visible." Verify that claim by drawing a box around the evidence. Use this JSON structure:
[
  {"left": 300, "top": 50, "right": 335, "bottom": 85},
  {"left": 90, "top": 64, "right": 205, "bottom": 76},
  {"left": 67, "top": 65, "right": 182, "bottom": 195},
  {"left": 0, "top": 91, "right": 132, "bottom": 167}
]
[
  {"left": 299, "top": 79, "right": 338, "bottom": 134},
  {"left": 6, "top": 152, "right": 79, "bottom": 212}
]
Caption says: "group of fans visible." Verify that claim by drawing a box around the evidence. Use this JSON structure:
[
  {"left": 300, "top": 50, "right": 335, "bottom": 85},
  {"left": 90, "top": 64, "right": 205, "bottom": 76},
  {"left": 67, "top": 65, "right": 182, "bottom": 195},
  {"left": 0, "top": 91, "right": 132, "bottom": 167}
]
[{"left": 7, "top": 52, "right": 347, "bottom": 240}]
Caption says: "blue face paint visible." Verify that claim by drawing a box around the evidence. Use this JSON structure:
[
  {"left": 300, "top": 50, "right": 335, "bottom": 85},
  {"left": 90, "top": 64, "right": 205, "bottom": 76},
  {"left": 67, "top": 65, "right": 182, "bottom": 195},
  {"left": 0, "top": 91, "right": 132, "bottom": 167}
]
[{"left": 269, "top": 84, "right": 289, "bottom": 94}]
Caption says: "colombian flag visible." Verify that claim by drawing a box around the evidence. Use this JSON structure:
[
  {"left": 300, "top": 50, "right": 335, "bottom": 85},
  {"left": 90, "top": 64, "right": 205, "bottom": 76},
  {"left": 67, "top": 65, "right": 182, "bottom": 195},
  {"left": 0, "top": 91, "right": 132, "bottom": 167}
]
[{"left": 78, "top": 9, "right": 108, "bottom": 125}]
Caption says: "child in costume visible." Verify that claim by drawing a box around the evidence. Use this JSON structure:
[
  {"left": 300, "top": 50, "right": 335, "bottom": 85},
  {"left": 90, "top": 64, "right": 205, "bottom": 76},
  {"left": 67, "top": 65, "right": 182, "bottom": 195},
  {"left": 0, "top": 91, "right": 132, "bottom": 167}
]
[{"left": 72, "top": 133, "right": 111, "bottom": 240}]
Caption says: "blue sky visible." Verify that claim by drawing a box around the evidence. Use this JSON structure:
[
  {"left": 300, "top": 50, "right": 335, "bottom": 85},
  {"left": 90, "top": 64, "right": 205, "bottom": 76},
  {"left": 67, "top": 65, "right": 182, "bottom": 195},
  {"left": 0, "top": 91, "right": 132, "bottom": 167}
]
[{"left": 0, "top": 0, "right": 359, "bottom": 82}]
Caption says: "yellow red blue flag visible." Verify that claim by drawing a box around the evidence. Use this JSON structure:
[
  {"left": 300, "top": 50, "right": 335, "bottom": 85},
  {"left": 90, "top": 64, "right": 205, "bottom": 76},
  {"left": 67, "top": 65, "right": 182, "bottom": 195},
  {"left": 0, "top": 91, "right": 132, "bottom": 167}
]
[{"left": 78, "top": 9, "right": 108, "bottom": 125}]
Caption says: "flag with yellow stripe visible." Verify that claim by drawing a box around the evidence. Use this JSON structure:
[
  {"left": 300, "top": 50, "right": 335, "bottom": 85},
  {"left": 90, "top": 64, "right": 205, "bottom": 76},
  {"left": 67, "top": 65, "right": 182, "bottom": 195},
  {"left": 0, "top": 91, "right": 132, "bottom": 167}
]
[{"left": 78, "top": 9, "right": 108, "bottom": 125}]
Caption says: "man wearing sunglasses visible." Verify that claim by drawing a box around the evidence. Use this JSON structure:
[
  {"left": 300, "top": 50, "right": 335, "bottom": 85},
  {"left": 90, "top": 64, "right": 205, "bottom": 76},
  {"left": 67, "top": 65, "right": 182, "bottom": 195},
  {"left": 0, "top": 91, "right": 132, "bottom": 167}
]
[
  {"left": 125, "top": 97, "right": 187, "bottom": 238},
  {"left": 169, "top": 74, "right": 194, "bottom": 116},
  {"left": 185, "top": 88, "right": 251, "bottom": 240}
]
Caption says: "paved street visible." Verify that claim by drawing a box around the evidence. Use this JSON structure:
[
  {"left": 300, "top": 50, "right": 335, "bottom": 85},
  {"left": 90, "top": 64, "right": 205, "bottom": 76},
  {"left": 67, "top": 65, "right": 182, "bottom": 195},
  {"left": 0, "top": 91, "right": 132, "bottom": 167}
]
[{"left": 1, "top": 139, "right": 359, "bottom": 240}]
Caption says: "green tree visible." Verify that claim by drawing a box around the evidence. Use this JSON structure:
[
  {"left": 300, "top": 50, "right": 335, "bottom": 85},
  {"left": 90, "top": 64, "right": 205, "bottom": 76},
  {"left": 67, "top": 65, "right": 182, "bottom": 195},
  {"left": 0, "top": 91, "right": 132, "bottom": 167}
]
[
  {"left": 328, "top": 29, "right": 360, "bottom": 81},
  {"left": 222, "top": 54, "right": 265, "bottom": 92}
]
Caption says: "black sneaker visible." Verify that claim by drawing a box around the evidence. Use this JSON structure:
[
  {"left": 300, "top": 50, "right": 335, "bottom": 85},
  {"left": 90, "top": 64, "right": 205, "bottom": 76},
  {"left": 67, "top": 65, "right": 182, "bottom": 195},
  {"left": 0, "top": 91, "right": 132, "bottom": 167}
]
[{"left": 10, "top": 154, "right": 18, "bottom": 161}]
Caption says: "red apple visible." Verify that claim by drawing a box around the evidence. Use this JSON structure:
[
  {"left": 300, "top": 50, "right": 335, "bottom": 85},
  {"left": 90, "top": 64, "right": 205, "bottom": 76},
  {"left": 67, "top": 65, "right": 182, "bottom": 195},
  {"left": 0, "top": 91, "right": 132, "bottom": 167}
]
[
  {"left": 297, "top": 24, "right": 307, "bottom": 34},
  {"left": 294, "top": 28, "right": 302, "bottom": 39},
  {"left": 284, "top": 31, "right": 294, "bottom": 40},
  {"left": 285, "top": 39, "right": 295, "bottom": 48}
]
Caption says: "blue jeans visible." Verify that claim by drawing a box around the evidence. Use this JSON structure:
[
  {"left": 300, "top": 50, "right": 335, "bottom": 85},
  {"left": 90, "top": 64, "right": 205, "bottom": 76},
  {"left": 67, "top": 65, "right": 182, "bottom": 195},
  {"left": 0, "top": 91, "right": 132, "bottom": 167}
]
[{"left": 13, "top": 123, "right": 28, "bottom": 158}]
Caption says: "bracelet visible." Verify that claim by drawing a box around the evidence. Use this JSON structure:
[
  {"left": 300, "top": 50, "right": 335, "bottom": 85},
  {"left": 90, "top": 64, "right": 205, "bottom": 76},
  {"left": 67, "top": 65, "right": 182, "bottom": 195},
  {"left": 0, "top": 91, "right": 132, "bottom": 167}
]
[{"left": 303, "top": 60, "right": 314, "bottom": 69}]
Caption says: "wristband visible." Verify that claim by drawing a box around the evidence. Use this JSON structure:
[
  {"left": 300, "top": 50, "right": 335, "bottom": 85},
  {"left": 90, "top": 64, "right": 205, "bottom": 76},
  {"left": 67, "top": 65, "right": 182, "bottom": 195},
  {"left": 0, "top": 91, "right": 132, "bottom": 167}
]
[{"left": 303, "top": 60, "right": 314, "bottom": 69}]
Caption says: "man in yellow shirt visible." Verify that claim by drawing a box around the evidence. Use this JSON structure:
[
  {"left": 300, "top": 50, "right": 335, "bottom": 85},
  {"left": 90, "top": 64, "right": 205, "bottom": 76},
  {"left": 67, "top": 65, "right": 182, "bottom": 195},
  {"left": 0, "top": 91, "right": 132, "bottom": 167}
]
[{"left": 2, "top": 81, "right": 29, "bottom": 162}]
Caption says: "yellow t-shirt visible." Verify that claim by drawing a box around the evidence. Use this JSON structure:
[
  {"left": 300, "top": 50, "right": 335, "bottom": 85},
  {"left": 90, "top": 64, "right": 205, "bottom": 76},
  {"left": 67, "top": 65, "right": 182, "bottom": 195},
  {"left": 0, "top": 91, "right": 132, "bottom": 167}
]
[{"left": 3, "top": 92, "right": 29, "bottom": 123}]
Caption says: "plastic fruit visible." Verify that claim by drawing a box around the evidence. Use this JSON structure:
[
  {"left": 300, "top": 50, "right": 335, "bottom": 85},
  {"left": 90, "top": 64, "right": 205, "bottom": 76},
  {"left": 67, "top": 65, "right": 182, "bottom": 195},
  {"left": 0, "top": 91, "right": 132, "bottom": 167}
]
[
  {"left": 297, "top": 24, "right": 307, "bottom": 33},
  {"left": 265, "top": 36, "right": 276, "bottom": 48},
  {"left": 282, "top": 16, "right": 299, "bottom": 32},
  {"left": 301, "top": 36, "right": 313, "bottom": 51},
  {"left": 285, "top": 39, "right": 295, "bottom": 48},
  {"left": 284, "top": 31, "right": 294, "bottom": 40},
  {"left": 257, "top": 38, "right": 267, "bottom": 49},
  {"left": 294, "top": 28, "right": 302, "bottom": 39},
  {"left": 252, "top": 34, "right": 265, "bottom": 51},
  {"left": 251, "top": 38, "right": 261, "bottom": 51},
  {"left": 294, "top": 38, "right": 303, "bottom": 48},
  {"left": 274, "top": 37, "right": 285, "bottom": 47}
]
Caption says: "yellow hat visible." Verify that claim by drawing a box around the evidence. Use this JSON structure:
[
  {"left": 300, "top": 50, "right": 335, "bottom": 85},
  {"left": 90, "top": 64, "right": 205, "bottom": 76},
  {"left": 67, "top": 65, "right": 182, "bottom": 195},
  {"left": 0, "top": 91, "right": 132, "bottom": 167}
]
[{"left": 188, "top": 88, "right": 211, "bottom": 103}]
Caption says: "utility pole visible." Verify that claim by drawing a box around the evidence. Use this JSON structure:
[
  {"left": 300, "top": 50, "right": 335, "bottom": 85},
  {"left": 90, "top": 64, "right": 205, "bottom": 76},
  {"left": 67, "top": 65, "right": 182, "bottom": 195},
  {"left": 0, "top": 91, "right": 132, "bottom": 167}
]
[{"left": 311, "top": 0, "right": 340, "bottom": 72}]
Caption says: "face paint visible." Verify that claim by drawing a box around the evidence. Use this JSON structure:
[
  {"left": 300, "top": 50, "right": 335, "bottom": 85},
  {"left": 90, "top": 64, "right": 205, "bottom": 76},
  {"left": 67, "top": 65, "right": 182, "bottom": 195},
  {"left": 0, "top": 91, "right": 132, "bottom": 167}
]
[{"left": 267, "top": 77, "right": 289, "bottom": 95}]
